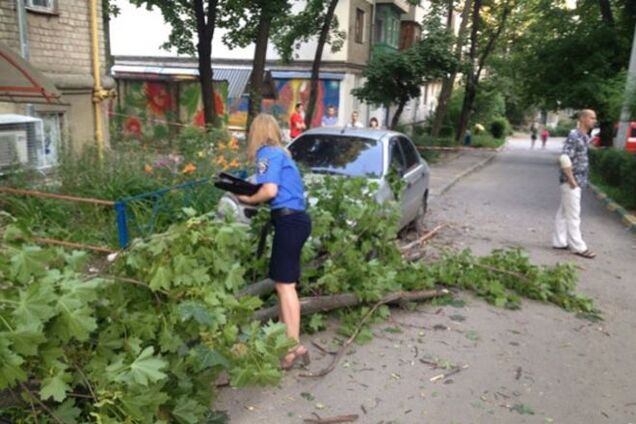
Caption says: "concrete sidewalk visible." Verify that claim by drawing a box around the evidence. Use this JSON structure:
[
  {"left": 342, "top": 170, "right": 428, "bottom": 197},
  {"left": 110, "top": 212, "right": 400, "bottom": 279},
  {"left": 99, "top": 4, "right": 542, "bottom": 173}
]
[{"left": 428, "top": 148, "right": 499, "bottom": 198}]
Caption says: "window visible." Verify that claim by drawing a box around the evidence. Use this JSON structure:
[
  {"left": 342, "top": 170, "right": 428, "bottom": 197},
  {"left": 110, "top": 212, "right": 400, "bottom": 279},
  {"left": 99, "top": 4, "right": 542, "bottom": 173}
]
[
  {"left": 389, "top": 139, "right": 406, "bottom": 174},
  {"left": 35, "top": 112, "right": 63, "bottom": 168},
  {"left": 397, "top": 137, "right": 420, "bottom": 170},
  {"left": 290, "top": 134, "right": 383, "bottom": 177},
  {"left": 26, "top": 0, "right": 55, "bottom": 13},
  {"left": 355, "top": 9, "right": 365, "bottom": 44},
  {"left": 374, "top": 16, "right": 384, "bottom": 44}
]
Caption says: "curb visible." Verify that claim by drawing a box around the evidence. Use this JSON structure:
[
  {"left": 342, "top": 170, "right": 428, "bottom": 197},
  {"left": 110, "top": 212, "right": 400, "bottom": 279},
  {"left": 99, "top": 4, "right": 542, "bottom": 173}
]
[
  {"left": 589, "top": 183, "right": 636, "bottom": 233},
  {"left": 434, "top": 152, "right": 498, "bottom": 196}
]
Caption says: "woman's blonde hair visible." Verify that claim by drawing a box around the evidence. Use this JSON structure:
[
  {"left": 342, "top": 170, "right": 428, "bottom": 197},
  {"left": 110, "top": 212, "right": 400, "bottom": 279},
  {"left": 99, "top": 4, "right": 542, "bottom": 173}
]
[{"left": 247, "top": 114, "right": 283, "bottom": 161}]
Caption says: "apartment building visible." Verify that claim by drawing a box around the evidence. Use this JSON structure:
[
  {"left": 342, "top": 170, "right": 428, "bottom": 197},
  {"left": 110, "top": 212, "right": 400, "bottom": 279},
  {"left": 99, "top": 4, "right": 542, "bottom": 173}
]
[
  {"left": 110, "top": 0, "right": 441, "bottom": 132},
  {"left": 0, "top": 0, "right": 111, "bottom": 158}
]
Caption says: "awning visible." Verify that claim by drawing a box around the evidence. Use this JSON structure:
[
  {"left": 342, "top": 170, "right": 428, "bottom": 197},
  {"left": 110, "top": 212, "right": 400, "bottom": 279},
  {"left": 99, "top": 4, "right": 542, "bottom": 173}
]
[
  {"left": 0, "top": 43, "right": 63, "bottom": 105},
  {"left": 111, "top": 64, "right": 253, "bottom": 100}
]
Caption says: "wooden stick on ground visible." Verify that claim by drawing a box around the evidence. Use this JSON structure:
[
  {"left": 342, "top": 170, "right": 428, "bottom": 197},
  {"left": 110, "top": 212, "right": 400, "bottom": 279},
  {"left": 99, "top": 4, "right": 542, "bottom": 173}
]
[
  {"left": 303, "top": 414, "right": 359, "bottom": 423},
  {"left": 429, "top": 364, "right": 469, "bottom": 382},
  {"left": 298, "top": 289, "right": 447, "bottom": 378},
  {"left": 400, "top": 224, "right": 445, "bottom": 252}
]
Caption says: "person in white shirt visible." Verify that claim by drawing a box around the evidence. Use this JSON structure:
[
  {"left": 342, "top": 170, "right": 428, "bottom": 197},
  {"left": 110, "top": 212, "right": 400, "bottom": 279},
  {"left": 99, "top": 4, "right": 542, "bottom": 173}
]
[{"left": 346, "top": 111, "right": 364, "bottom": 128}]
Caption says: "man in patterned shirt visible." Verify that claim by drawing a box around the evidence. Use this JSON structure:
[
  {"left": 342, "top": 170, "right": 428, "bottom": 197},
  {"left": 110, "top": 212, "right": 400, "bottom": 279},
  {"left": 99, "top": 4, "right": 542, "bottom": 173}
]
[{"left": 552, "top": 109, "right": 597, "bottom": 259}]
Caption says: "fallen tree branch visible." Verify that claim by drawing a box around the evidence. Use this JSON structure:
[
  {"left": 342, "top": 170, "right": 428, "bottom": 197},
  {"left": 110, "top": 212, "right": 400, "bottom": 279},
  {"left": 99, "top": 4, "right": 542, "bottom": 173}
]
[
  {"left": 304, "top": 413, "right": 359, "bottom": 423},
  {"left": 297, "top": 289, "right": 448, "bottom": 378},
  {"left": 312, "top": 341, "right": 337, "bottom": 356},
  {"left": 429, "top": 364, "right": 469, "bottom": 382},
  {"left": 253, "top": 288, "right": 448, "bottom": 322},
  {"left": 471, "top": 262, "right": 530, "bottom": 283},
  {"left": 238, "top": 278, "right": 275, "bottom": 297},
  {"left": 400, "top": 225, "right": 445, "bottom": 252}
]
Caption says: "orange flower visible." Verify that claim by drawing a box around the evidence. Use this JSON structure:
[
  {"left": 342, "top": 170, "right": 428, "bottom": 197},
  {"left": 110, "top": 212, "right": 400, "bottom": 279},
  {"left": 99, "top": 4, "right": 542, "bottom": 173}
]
[
  {"left": 143, "top": 164, "right": 153, "bottom": 174},
  {"left": 182, "top": 163, "right": 197, "bottom": 174},
  {"left": 229, "top": 159, "right": 240, "bottom": 169},
  {"left": 228, "top": 137, "right": 239, "bottom": 151},
  {"left": 218, "top": 142, "right": 227, "bottom": 151},
  {"left": 215, "top": 156, "right": 228, "bottom": 166}
]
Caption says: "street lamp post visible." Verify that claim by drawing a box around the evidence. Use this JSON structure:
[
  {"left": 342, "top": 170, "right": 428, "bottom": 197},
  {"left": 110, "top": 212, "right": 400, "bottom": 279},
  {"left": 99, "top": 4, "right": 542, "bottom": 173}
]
[{"left": 615, "top": 23, "right": 636, "bottom": 150}]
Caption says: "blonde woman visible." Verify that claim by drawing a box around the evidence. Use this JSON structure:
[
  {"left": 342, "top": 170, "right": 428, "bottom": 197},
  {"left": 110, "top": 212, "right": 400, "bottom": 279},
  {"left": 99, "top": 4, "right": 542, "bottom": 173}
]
[{"left": 237, "top": 114, "right": 312, "bottom": 369}]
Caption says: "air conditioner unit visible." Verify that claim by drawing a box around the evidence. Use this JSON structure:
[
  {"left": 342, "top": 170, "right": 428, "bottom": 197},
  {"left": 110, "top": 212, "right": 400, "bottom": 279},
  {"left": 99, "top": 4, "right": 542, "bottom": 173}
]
[{"left": 0, "top": 114, "right": 48, "bottom": 170}]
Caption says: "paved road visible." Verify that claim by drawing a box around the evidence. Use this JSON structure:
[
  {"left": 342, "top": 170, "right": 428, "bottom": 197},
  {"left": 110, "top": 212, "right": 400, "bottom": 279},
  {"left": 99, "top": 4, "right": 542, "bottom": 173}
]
[{"left": 216, "top": 136, "right": 636, "bottom": 423}]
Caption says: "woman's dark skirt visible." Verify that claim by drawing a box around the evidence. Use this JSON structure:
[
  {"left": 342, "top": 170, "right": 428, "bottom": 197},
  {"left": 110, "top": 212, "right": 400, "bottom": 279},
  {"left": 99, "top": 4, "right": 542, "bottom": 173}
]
[{"left": 269, "top": 211, "right": 311, "bottom": 283}]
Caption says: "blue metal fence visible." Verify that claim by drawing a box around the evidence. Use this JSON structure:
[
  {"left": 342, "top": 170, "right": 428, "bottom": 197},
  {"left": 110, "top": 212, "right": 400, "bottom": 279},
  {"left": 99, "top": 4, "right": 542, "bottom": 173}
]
[{"left": 114, "top": 177, "right": 213, "bottom": 248}]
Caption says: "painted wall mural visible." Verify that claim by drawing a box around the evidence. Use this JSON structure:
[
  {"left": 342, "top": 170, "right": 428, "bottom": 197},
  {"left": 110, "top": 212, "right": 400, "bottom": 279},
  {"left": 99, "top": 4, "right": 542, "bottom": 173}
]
[
  {"left": 227, "top": 78, "right": 340, "bottom": 129},
  {"left": 111, "top": 78, "right": 229, "bottom": 141}
]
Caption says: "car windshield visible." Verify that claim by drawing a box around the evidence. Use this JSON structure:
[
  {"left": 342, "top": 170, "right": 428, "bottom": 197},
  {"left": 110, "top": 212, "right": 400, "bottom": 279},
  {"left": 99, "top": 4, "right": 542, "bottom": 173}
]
[{"left": 289, "top": 134, "right": 383, "bottom": 177}]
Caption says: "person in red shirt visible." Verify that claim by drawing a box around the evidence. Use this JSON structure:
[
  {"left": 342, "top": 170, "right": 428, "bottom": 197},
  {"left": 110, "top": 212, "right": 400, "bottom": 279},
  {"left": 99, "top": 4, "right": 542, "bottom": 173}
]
[{"left": 289, "top": 103, "right": 306, "bottom": 139}]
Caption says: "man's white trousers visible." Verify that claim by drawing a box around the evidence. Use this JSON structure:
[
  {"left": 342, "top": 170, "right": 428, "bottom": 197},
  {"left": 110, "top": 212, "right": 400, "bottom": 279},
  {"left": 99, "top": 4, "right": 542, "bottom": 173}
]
[{"left": 552, "top": 184, "right": 587, "bottom": 253}]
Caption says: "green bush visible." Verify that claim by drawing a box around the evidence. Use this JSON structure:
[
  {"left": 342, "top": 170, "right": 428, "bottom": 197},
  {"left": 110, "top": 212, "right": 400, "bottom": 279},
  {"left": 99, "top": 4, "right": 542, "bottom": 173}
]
[
  {"left": 472, "top": 134, "right": 507, "bottom": 149},
  {"left": 552, "top": 119, "right": 576, "bottom": 137},
  {"left": 489, "top": 116, "right": 509, "bottom": 139},
  {"left": 590, "top": 149, "right": 636, "bottom": 210},
  {"left": 598, "top": 148, "right": 624, "bottom": 186}
]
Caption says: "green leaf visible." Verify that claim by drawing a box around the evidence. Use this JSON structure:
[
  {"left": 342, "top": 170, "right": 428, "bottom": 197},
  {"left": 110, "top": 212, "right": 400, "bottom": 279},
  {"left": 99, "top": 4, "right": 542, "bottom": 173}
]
[
  {"left": 10, "top": 245, "right": 51, "bottom": 283},
  {"left": 55, "top": 399, "right": 81, "bottom": 424},
  {"left": 40, "top": 370, "right": 71, "bottom": 402},
  {"left": 150, "top": 265, "right": 173, "bottom": 291},
  {"left": 51, "top": 304, "right": 97, "bottom": 342},
  {"left": 178, "top": 301, "right": 215, "bottom": 326},
  {"left": 191, "top": 345, "right": 230, "bottom": 372},
  {"left": 173, "top": 397, "right": 208, "bottom": 424},
  {"left": 223, "top": 263, "right": 244, "bottom": 291},
  {"left": 9, "top": 323, "right": 46, "bottom": 356},
  {"left": 0, "top": 338, "right": 26, "bottom": 389},
  {"left": 12, "top": 282, "right": 56, "bottom": 326},
  {"left": 108, "top": 346, "right": 168, "bottom": 387}
]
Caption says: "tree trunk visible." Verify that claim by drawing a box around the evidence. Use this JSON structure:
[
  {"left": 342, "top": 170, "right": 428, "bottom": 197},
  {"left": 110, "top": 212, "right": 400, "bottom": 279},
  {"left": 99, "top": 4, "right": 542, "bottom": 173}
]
[
  {"left": 431, "top": 0, "right": 472, "bottom": 137},
  {"left": 305, "top": 0, "right": 339, "bottom": 129},
  {"left": 599, "top": 120, "right": 614, "bottom": 147},
  {"left": 194, "top": 0, "right": 218, "bottom": 130},
  {"left": 252, "top": 288, "right": 448, "bottom": 322},
  {"left": 102, "top": 0, "right": 113, "bottom": 70},
  {"left": 391, "top": 99, "right": 407, "bottom": 129},
  {"left": 455, "top": 0, "right": 481, "bottom": 143},
  {"left": 598, "top": 0, "right": 614, "bottom": 26},
  {"left": 247, "top": 12, "right": 273, "bottom": 132}
]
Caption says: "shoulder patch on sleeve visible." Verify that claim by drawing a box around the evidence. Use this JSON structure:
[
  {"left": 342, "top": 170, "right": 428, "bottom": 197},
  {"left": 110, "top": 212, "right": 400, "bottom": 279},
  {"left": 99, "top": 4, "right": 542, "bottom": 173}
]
[{"left": 257, "top": 158, "right": 269, "bottom": 175}]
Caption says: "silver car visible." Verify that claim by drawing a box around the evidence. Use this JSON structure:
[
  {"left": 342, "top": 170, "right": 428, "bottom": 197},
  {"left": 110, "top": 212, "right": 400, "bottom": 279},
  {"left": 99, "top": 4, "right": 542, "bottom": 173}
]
[{"left": 217, "top": 127, "right": 430, "bottom": 231}]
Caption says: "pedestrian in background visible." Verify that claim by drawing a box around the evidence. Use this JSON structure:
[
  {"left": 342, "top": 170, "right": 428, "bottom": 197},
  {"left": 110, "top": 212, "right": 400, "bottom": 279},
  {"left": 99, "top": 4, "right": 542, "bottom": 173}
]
[
  {"left": 289, "top": 102, "right": 306, "bottom": 139},
  {"left": 237, "top": 114, "right": 313, "bottom": 368},
  {"left": 346, "top": 111, "right": 364, "bottom": 128},
  {"left": 541, "top": 127, "right": 550, "bottom": 149},
  {"left": 552, "top": 109, "right": 597, "bottom": 259},
  {"left": 369, "top": 117, "right": 379, "bottom": 128},
  {"left": 321, "top": 105, "right": 338, "bottom": 127},
  {"left": 530, "top": 124, "right": 538, "bottom": 149}
]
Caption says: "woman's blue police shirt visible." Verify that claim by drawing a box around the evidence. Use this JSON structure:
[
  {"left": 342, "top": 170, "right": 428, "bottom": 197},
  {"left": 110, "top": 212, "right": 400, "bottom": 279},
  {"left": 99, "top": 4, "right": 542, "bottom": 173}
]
[{"left": 255, "top": 145, "right": 306, "bottom": 211}]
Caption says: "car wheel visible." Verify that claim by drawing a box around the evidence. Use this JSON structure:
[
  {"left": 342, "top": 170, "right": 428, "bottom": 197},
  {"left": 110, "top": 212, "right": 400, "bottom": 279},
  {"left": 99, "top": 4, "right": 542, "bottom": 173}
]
[{"left": 414, "top": 190, "right": 428, "bottom": 234}]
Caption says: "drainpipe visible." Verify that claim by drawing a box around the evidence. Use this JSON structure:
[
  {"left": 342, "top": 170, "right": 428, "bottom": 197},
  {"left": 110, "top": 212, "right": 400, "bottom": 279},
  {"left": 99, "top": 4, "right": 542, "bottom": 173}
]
[
  {"left": 90, "top": 0, "right": 109, "bottom": 160},
  {"left": 16, "top": 0, "right": 34, "bottom": 116},
  {"left": 16, "top": 0, "right": 29, "bottom": 59}
]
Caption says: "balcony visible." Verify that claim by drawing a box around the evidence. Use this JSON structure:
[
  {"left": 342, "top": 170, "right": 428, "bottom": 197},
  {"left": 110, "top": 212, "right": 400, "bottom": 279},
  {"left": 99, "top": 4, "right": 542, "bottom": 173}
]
[{"left": 374, "top": 0, "right": 411, "bottom": 14}]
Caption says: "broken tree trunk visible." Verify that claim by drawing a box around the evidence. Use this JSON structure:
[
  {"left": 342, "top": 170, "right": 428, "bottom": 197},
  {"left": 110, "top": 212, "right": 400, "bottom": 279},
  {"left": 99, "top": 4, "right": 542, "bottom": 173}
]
[{"left": 252, "top": 288, "right": 448, "bottom": 322}]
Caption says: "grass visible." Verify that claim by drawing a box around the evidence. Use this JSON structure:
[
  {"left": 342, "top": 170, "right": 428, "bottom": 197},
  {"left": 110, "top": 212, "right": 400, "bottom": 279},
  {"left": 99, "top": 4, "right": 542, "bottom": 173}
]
[{"left": 0, "top": 129, "right": 238, "bottom": 248}]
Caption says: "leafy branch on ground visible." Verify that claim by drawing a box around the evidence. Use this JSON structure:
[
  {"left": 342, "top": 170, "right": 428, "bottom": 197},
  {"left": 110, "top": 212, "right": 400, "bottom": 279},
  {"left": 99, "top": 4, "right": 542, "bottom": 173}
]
[{"left": 0, "top": 177, "right": 597, "bottom": 422}]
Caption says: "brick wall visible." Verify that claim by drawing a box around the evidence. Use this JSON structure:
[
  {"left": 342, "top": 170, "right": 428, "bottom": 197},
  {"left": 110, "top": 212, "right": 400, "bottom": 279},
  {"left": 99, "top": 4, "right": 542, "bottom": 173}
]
[
  {"left": 0, "top": 1, "right": 20, "bottom": 51},
  {"left": 0, "top": 0, "right": 106, "bottom": 85}
]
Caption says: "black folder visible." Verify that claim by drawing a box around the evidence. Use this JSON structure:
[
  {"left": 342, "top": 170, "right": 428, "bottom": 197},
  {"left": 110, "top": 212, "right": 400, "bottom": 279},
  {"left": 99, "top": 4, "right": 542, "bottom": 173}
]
[{"left": 213, "top": 172, "right": 261, "bottom": 196}]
